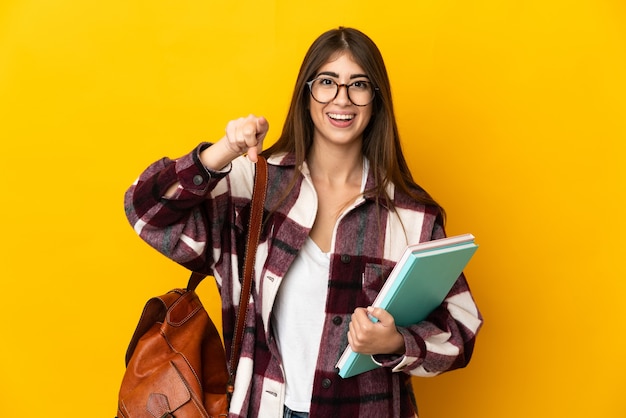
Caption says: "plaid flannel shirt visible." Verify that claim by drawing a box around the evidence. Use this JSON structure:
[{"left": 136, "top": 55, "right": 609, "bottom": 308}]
[{"left": 124, "top": 143, "right": 482, "bottom": 418}]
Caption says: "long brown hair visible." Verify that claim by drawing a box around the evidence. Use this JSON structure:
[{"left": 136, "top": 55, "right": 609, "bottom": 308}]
[{"left": 263, "top": 27, "right": 445, "bottom": 224}]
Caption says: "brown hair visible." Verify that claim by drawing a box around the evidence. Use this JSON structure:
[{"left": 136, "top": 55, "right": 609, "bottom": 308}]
[{"left": 263, "top": 27, "right": 445, "bottom": 224}]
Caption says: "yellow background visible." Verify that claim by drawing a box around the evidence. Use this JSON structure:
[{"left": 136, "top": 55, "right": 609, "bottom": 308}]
[{"left": 1, "top": 0, "right": 625, "bottom": 417}]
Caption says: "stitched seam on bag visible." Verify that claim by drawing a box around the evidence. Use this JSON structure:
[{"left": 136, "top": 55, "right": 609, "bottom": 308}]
[
  {"left": 170, "top": 360, "right": 210, "bottom": 418},
  {"left": 166, "top": 292, "right": 203, "bottom": 326},
  {"left": 118, "top": 400, "right": 130, "bottom": 417},
  {"left": 160, "top": 331, "right": 206, "bottom": 395}
]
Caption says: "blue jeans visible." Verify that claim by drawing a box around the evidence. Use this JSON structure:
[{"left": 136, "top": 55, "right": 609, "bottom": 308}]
[{"left": 284, "top": 405, "right": 309, "bottom": 418}]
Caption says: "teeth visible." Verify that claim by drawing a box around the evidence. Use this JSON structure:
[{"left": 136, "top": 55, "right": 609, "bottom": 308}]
[{"left": 328, "top": 113, "right": 354, "bottom": 120}]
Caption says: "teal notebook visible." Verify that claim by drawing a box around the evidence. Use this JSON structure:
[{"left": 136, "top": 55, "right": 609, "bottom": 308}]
[{"left": 335, "top": 234, "right": 478, "bottom": 378}]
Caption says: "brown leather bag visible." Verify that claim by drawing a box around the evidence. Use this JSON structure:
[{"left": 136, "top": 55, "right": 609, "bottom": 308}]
[{"left": 117, "top": 156, "right": 268, "bottom": 418}]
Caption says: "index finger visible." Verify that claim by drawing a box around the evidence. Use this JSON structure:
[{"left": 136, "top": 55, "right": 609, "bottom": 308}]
[{"left": 247, "top": 146, "right": 259, "bottom": 162}]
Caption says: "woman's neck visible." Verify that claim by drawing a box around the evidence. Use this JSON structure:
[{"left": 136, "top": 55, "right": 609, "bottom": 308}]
[
  {"left": 307, "top": 142, "right": 363, "bottom": 186},
  {"left": 306, "top": 143, "right": 365, "bottom": 252}
]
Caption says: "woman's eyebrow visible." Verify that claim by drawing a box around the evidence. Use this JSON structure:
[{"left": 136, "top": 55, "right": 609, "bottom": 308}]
[{"left": 316, "top": 71, "right": 370, "bottom": 80}]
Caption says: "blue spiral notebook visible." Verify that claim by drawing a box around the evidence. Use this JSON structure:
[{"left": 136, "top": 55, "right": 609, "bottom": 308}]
[{"left": 335, "top": 234, "right": 479, "bottom": 378}]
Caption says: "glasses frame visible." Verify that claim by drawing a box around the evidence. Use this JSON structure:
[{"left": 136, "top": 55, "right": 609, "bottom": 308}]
[{"left": 305, "top": 77, "right": 379, "bottom": 107}]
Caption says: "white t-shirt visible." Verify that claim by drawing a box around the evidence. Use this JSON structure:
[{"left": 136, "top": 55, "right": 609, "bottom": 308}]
[{"left": 272, "top": 236, "right": 330, "bottom": 413}]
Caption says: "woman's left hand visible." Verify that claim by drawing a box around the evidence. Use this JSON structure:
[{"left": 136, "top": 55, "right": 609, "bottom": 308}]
[{"left": 348, "top": 307, "right": 406, "bottom": 355}]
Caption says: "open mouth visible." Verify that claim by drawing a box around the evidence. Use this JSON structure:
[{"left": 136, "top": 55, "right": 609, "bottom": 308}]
[{"left": 327, "top": 113, "right": 355, "bottom": 121}]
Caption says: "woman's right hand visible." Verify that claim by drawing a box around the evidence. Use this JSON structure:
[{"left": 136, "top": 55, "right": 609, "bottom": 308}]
[
  {"left": 224, "top": 114, "right": 269, "bottom": 163},
  {"left": 201, "top": 115, "right": 270, "bottom": 170}
]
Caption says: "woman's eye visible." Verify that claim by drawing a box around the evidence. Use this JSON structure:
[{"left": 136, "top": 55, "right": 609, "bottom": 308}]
[
  {"left": 319, "top": 78, "right": 335, "bottom": 86},
  {"left": 351, "top": 81, "right": 368, "bottom": 90}
]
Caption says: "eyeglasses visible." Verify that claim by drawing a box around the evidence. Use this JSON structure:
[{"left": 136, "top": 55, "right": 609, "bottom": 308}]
[{"left": 306, "top": 77, "right": 378, "bottom": 106}]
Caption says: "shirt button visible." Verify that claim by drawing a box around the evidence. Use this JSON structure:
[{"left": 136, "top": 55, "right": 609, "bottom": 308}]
[
  {"left": 192, "top": 175, "right": 204, "bottom": 185},
  {"left": 321, "top": 378, "right": 332, "bottom": 389},
  {"left": 332, "top": 316, "right": 342, "bottom": 326},
  {"left": 340, "top": 254, "right": 351, "bottom": 264}
]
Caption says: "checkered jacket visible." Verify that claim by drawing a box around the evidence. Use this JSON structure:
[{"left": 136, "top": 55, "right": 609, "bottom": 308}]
[{"left": 124, "top": 143, "right": 482, "bottom": 418}]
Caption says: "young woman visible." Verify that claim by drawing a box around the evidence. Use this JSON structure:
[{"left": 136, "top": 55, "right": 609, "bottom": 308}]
[{"left": 125, "top": 27, "right": 482, "bottom": 418}]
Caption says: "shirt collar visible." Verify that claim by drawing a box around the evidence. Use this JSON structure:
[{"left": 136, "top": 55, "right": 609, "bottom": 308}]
[{"left": 267, "top": 152, "right": 394, "bottom": 210}]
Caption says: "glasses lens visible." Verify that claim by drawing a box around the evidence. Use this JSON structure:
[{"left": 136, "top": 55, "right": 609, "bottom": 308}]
[
  {"left": 310, "top": 78, "right": 337, "bottom": 103},
  {"left": 347, "top": 81, "right": 375, "bottom": 106}
]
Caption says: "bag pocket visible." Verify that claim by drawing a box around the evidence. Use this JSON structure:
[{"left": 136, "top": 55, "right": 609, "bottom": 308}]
[{"left": 119, "top": 356, "right": 208, "bottom": 418}]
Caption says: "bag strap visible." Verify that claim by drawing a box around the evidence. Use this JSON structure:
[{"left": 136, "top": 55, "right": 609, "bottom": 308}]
[
  {"left": 229, "top": 155, "right": 267, "bottom": 391},
  {"left": 187, "top": 156, "right": 268, "bottom": 396}
]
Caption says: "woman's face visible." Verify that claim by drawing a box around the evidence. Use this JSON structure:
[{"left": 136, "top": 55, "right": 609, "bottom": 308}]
[{"left": 308, "top": 52, "right": 373, "bottom": 149}]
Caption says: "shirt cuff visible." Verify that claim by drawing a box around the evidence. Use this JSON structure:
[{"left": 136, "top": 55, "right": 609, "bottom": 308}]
[
  {"left": 174, "top": 142, "right": 231, "bottom": 193},
  {"left": 371, "top": 328, "right": 425, "bottom": 373}
]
